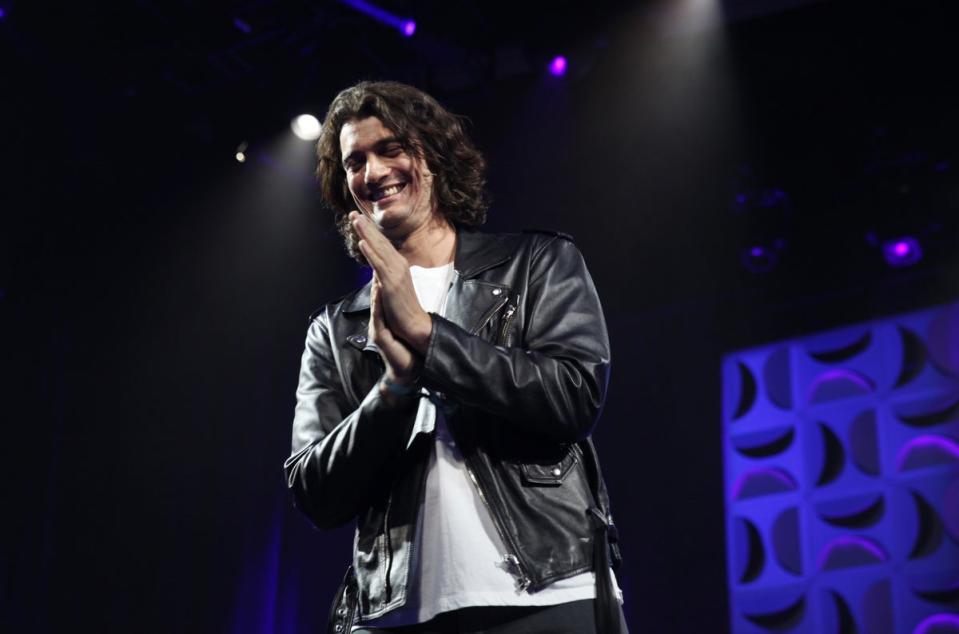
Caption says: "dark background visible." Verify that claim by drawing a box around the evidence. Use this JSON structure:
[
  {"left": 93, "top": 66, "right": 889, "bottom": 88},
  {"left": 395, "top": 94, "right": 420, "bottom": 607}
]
[{"left": 3, "top": 0, "right": 958, "bottom": 631}]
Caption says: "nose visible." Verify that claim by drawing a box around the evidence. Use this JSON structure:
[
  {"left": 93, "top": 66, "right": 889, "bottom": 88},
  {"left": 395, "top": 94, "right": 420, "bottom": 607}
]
[{"left": 364, "top": 154, "right": 389, "bottom": 185}]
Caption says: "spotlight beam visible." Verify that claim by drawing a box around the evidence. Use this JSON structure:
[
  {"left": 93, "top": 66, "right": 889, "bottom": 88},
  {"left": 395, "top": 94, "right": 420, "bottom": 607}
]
[{"left": 339, "top": 0, "right": 415, "bottom": 37}]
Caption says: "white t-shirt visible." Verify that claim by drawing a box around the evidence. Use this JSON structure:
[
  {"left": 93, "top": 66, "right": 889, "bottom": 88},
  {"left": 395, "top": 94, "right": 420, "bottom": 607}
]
[{"left": 358, "top": 262, "right": 616, "bottom": 629}]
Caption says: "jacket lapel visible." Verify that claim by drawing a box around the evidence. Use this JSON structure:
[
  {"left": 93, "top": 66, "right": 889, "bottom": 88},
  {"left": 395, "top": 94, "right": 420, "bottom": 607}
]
[
  {"left": 446, "top": 230, "right": 512, "bottom": 333},
  {"left": 444, "top": 277, "right": 509, "bottom": 334}
]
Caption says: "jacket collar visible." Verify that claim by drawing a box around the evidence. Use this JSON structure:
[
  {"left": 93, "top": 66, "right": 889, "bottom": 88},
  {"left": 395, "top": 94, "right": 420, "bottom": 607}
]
[{"left": 341, "top": 228, "right": 511, "bottom": 314}]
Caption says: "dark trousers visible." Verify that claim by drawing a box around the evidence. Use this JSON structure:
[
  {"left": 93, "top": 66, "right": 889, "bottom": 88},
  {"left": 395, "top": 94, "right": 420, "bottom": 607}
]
[{"left": 352, "top": 599, "right": 627, "bottom": 633}]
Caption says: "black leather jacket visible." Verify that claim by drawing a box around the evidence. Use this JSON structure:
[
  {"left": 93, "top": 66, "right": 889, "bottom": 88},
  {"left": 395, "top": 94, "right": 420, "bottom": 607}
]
[{"left": 285, "top": 228, "right": 618, "bottom": 630}]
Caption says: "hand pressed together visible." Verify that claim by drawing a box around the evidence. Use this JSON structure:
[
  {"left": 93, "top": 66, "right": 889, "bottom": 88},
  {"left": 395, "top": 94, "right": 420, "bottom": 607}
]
[{"left": 351, "top": 212, "right": 433, "bottom": 386}]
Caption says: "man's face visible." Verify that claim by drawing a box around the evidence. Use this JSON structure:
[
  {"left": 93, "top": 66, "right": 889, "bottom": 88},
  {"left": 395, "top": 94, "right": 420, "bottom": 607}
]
[{"left": 339, "top": 116, "right": 435, "bottom": 237}]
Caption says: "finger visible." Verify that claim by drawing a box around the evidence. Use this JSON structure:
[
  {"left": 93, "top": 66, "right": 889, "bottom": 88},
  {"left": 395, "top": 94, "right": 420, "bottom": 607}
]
[
  {"left": 352, "top": 213, "right": 379, "bottom": 241},
  {"left": 353, "top": 217, "right": 386, "bottom": 265},
  {"left": 353, "top": 214, "right": 393, "bottom": 255},
  {"left": 369, "top": 278, "right": 384, "bottom": 334},
  {"left": 356, "top": 223, "right": 405, "bottom": 284},
  {"left": 373, "top": 278, "right": 390, "bottom": 322},
  {"left": 358, "top": 239, "right": 387, "bottom": 274}
]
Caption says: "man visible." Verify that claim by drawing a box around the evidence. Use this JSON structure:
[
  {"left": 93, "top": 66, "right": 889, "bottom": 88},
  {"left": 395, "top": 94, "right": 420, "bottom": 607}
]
[{"left": 285, "top": 81, "right": 626, "bottom": 633}]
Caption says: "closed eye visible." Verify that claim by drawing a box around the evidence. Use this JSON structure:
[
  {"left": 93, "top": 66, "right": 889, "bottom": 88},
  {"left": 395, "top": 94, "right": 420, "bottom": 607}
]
[{"left": 380, "top": 143, "right": 403, "bottom": 158}]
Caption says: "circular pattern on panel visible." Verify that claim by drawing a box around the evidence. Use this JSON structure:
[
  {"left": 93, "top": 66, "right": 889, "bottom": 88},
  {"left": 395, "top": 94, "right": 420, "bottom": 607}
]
[
  {"left": 913, "top": 614, "right": 959, "bottom": 634},
  {"left": 816, "top": 535, "right": 888, "bottom": 571},
  {"left": 895, "top": 435, "right": 959, "bottom": 472},
  {"left": 739, "top": 588, "right": 806, "bottom": 631}
]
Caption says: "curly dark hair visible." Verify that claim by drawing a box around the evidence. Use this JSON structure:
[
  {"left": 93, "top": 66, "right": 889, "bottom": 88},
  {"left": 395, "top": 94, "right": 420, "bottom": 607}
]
[{"left": 316, "top": 80, "right": 488, "bottom": 262}]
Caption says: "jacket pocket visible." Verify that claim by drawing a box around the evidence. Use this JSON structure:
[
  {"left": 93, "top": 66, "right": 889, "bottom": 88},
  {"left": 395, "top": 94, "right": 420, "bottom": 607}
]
[{"left": 519, "top": 444, "right": 580, "bottom": 486}]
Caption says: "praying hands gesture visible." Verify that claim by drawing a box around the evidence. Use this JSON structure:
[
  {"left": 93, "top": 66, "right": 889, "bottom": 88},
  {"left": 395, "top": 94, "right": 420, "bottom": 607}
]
[{"left": 350, "top": 212, "right": 433, "bottom": 388}]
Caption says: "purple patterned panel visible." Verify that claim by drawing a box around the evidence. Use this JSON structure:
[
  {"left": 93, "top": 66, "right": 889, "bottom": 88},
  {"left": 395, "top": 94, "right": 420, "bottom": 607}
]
[{"left": 723, "top": 301, "right": 959, "bottom": 633}]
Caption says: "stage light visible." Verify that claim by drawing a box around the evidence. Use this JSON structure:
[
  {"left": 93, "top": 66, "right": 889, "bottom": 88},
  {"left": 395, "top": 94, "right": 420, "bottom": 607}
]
[
  {"left": 548, "top": 56, "right": 567, "bottom": 77},
  {"left": 340, "top": 0, "right": 417, "bottom": 38},
  {"left": 0, "top": 7, "right": 6, "bottom": 19},
  {"left": 741, "top": 245, "right": 779, "bottom": 274},
  {"left": 233, "top": 17, "right": 252, "bottom": 34},
  {"left": 235, "top": 141, "right": 248, "bottom": 163},
  {"left": 291, "top": 114, "right": 321, "bottom": 141},
  {"left": 882, "top": 236, "right": 922, "bottom": 268}
]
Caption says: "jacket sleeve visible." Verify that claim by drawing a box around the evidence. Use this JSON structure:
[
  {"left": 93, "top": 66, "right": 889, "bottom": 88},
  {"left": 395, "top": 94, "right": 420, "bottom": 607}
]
[
  {"left": 420, "top": 236, "right": 611, "bottom": 443},
  {"left": 283, "top": 311, "right": 418, "bottom": 529}
]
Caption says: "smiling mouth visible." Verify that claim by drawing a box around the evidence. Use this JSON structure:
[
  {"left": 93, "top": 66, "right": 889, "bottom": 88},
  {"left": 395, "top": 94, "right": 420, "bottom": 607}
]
[{"left": 370, "top": 182, "right": 407, "bottom": 202}]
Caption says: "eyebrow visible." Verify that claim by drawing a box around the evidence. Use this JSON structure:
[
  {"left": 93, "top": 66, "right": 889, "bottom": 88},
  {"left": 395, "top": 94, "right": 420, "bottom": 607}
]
[{"left": 342, "top": 136, "right": 403, "bottom": 168}]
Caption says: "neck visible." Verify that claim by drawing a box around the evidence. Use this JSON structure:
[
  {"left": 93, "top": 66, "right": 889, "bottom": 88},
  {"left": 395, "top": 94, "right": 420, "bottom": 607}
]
[{"left": 393, "top": 213, "right": 456, "bottom": 268}]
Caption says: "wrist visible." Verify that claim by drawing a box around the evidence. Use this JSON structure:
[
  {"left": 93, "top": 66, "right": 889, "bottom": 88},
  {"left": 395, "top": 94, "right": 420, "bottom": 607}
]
[
  {"left": 381, "top": 373, "right": 419, "bottom": 396},
  {"left": 378, "top": 373, "right": 420, "bottom": 407},
  {"left": 404, "top": 312, "right": 433, "bottom": 354}
]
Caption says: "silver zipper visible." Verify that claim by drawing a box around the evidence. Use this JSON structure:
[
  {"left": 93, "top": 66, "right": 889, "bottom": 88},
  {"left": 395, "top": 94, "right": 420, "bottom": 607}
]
[
  {"left": 462, "top": 288, "right": 531, "bottom": 589},
  {"left": 463, "top": 458, "right": 532, "bottom": 591},
  {"left": 383, "top": 492, "right": 394, "bottom": 603},
  {"left": 470, "top": 293, "right": 509, "bottom": 335},
  {"left": 498, "top": 303, "right": 517, "bottom": 346}
]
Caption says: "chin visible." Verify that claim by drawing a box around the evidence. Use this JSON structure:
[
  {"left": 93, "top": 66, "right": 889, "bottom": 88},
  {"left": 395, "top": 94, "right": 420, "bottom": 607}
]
[{"left": 373, "top": 206, "right": 411, "bottom": 229}]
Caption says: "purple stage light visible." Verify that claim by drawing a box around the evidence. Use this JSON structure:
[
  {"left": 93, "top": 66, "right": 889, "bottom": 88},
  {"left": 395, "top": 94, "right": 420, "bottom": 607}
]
[
  {"left": 340, "top": 0, "right": 416, "bottom": 38},
  {"left": 741, "top": 244, "right": 778, "bottom": 273},
  {"left": 882, "top": 236, "right": 922, "bottom": 268},
  {"left": 233, "top": 17, "right": 252, "bottom": 34},
  {"left": 548, "top": 56, "right": 567, "bottom": 77},
  {"left": 0, "top": 7, "right": 6, "bottom": 19}
]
